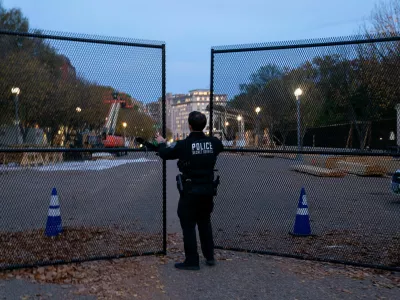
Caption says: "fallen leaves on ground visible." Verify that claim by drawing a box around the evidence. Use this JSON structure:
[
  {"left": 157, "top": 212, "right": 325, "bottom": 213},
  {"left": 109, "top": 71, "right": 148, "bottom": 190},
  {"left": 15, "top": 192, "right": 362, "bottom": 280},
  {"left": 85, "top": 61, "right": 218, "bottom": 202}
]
[
  {"left": 0, "top": 226, "right": 162, "bottom": 269},
  {"left": 0, "top": 233, "right": 183, "bottom": 299},
  {"left": 0, "top": 232, "right": 399, "bottom": 299},
  {"left": 215, "top": 229, "right": 400, "bottom": 268}
]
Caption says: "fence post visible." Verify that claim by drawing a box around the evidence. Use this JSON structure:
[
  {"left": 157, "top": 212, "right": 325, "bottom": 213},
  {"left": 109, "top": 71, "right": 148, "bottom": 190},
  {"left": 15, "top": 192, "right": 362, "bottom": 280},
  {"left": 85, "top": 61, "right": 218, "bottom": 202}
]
[
  {"left": 209, "top": 49, "right": 214, "bottom": 137},
  {"left": 162, "top": 44, "right": 167, "bottom": 255}
]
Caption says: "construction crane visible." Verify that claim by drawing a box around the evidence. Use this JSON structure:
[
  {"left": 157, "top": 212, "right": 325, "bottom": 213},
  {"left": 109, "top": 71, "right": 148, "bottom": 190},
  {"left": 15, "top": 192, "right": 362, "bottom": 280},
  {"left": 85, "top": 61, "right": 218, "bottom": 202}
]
[
  {"left": 65, "top": 91, "right": 132, "bottom": 160},
  {"left": 101, "top": 91, "right": 132, "bottom": 151}
]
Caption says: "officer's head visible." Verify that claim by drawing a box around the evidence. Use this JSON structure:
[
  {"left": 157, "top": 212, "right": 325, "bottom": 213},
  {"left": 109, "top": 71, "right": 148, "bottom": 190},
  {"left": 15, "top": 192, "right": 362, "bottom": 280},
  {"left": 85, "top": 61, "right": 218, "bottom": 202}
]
[{"left": 188, "top": 111, "right": 207, "bottom": 132}]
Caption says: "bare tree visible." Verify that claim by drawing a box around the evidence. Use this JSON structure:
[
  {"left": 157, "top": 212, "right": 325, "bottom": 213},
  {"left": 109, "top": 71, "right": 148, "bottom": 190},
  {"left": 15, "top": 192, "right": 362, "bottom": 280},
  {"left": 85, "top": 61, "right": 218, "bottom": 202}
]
[{"left": 363, "top": 0, "right": 400, "bottom": 35}]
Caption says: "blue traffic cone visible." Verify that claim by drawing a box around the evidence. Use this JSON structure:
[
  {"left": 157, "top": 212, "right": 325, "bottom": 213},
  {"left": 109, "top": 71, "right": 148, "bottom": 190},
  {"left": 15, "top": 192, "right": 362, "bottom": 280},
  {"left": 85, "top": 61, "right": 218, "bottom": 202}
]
[
  {"left": 291, "top": 187, "right": 311, "bottom": 236},
  {"left": 45, "top": 187, "right": 62, "bottom": 237}
]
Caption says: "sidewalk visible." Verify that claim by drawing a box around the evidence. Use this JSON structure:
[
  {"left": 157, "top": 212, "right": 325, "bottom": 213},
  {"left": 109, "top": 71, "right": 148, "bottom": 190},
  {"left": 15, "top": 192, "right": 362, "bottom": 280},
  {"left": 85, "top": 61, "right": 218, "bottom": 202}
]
[{"left": 0, "top": 233, "right": 399, "bottom": 300}]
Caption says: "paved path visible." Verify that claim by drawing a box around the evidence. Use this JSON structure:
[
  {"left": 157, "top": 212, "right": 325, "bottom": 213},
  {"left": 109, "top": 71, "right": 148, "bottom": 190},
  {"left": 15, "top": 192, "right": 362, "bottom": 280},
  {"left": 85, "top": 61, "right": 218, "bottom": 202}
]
[
  {"left": 0, "top": 153, "right": 399, "bottom": 299},
  {"left": 0, "top": 238, "right": 399, "bottom": 299}
]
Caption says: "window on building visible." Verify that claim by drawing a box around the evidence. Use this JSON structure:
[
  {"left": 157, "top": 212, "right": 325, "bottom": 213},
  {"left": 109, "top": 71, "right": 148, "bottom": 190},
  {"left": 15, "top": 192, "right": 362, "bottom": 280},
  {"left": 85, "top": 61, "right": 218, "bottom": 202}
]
[{"left": 216, "top": 97, "right": 219, "bottom": 101}]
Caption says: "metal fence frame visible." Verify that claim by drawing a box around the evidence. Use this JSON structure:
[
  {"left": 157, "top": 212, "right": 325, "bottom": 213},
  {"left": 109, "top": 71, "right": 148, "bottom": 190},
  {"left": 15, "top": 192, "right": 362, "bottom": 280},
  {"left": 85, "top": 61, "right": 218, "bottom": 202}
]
[
  {"left": 209, "top": 34, "right": 400, "bottom": 272},
  {"left": 0, "top": 30, "right": 167, "bottom": 270}
]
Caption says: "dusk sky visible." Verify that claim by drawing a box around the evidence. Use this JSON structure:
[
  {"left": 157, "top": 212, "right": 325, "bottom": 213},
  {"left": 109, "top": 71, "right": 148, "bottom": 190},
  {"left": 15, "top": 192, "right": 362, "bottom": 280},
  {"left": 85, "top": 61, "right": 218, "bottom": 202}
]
[{"left": 3, "top": 0, "right": 381, "bottom": 98}]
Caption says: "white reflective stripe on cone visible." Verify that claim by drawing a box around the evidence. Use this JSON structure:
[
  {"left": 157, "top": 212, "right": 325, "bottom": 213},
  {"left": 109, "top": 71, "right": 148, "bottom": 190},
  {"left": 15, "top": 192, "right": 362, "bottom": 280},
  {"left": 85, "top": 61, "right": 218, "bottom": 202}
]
[
  {"left": 50, "top": 195, "right": 59, "bottom": 206},
  {"left": 297, "top": 208, "right": 309, "bottom": 215},
  {"left": 48, "top": 208, "right": 61, "bottom": 217}
]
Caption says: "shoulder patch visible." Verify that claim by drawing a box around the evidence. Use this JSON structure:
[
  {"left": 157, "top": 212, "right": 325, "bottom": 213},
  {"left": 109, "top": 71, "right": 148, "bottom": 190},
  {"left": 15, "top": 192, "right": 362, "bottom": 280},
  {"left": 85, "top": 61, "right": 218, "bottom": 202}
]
[{"left": 169, "top": 142, "right": 177, "bottom": 148}]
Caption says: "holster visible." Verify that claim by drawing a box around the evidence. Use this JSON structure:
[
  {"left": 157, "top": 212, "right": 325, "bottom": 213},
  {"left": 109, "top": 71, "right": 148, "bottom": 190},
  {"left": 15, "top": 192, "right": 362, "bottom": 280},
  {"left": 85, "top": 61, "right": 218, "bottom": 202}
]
[{"left": 177, "top": 174, "right": 220, "bottom": 197}]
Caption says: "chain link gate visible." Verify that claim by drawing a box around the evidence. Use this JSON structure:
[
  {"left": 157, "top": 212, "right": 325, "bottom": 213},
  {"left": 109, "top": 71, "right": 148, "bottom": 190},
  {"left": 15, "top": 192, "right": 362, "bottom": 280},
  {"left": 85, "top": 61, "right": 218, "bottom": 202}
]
[
  {"left": 209, "top": 34, "right": 400, "bottom": 271},
  {"left": 0, "top": 30, "right": 166, "bottom": 270}
]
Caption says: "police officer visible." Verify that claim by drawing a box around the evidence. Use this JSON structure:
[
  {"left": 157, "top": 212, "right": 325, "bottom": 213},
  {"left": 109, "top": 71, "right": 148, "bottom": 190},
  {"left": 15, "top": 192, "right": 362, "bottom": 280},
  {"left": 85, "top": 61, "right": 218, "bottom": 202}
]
[{"left": 155, "top": 111, "right": 223, "bottom": 270}]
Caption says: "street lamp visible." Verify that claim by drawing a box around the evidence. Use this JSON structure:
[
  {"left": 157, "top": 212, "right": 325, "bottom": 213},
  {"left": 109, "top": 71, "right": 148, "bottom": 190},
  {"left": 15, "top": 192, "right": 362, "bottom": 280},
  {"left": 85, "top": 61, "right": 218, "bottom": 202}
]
[
  {"left": 75, "top": 107, "right": 82, "bottom": 133},
  {"left": 237, "top": 115, "right": 244, "bottom": 147},
  {"left": 224, "top": 121, "right": 229, "bottom": 140},
  {"left": 294, "top": 88, "right": 303, "bottom": 161},
  {"left": 237, "top": 115, "right": 242, "bottom": 137},
  {"left": 255, "top": 107, "right": 261, "bottom": 147},
  {"left": 122, "top": 122, "right": 127, "bottom": 142},
  {"left": 11, "top": 87, "right": 20, "bottom": 144}
]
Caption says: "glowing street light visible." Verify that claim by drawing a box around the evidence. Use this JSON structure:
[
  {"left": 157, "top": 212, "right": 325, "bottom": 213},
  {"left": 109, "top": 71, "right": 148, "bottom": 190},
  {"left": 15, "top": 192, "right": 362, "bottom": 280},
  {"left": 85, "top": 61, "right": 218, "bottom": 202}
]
[
  {"left": 294, "top": 88, "right": 303, "bottom": 99},
  {"left": 122, "top": 122, "right": 127, "bottom": 141},
  {"left": 294, "top": 88, "right": 303, "bottom": 160},
  {"left": 11, "top": 87, "right": 21, "bottom": 144},
  {"left": 255, "top": 107, "right": 261, "bottom": 147},
  {"left": 11, "top": 87, "right": 20, "bottom": 95},
  {"left": 237, "top": 115, "right": 244, "bottom": 147}
]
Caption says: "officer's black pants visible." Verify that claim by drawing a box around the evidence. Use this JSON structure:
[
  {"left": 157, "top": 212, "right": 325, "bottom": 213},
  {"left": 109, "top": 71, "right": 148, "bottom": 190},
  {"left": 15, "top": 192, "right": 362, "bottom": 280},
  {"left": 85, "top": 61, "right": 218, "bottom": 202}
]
[{"left": 177, "top": 194, "right": 214, "bottom": 266}]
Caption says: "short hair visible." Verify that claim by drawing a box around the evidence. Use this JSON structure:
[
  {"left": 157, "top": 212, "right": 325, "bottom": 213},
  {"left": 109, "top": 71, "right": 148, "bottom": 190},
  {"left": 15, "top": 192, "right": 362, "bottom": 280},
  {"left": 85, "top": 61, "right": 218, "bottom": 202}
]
[{"left": 188, "top": 111, "right": 207, "bottom": 131}]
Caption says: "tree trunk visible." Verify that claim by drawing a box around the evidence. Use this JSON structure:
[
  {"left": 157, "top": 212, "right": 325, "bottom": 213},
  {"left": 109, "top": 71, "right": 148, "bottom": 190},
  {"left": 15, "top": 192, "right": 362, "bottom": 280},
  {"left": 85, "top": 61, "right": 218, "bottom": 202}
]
[
  {"left": 361, "top": 122, "right": 371, "bottom": 150},
  {"left": 346, "top": 125, "right": 353, "bottom": 148}
]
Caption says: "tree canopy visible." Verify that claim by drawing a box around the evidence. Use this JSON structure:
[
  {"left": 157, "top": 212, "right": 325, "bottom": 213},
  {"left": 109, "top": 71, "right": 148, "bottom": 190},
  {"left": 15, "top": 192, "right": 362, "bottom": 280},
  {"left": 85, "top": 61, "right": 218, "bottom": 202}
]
[
  {"left": 226, "top": 2, "right": 400, "bottom": 149},
  {"left": 0, "top": 3, "right": 159, "bottom": 146}
]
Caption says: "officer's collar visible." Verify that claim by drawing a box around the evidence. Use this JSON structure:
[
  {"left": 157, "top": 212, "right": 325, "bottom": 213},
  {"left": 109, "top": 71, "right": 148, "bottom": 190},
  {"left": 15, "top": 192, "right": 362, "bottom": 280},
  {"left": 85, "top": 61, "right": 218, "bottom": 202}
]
[{"left": 188, "top": 131, "right": 206, "bottom": 137}]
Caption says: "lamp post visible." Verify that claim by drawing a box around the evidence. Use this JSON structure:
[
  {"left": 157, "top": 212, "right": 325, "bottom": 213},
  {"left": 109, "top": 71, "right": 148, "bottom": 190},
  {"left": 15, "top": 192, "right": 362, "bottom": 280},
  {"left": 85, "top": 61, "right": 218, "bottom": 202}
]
[
  {"left": 224, "top": 121, "right": 229, "bottom": 142},
  {"left": 75, "top": 107, "right": 82, "bottom": 133},
  {"left": 122, "top": 122, "right": 127, "bottom": 143},
  {"left": 237, "top": 115, "right": 244, "bottom": 148},
  {"left": 11, "top": 87, "right": 20, "bottom": 144},
  {"left": 294, "top": 88, "right": 303, "bottom": 160},
  {"left": 237, "top": 115, "right": 242, "bottom": 135},
  {"left": 255, "top": 107, "right": 261, "bottom": 147}
]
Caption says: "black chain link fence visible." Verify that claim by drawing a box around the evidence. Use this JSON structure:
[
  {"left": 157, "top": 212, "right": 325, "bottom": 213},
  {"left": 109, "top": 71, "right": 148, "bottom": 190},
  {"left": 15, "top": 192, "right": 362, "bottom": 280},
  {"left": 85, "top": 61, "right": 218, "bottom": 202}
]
[
  {"left": 0, "top": 30, "right": 166, "bottom": 269},
  {"left": 209, "top": 34, "right": 400, "bottom": 271}
]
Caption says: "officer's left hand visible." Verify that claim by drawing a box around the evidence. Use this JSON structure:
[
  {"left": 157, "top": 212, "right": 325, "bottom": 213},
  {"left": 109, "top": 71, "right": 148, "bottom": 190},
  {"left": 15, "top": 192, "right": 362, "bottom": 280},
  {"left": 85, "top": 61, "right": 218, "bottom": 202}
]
[{"left": 155, "top": 133, "right": 166, "bottom": 144}]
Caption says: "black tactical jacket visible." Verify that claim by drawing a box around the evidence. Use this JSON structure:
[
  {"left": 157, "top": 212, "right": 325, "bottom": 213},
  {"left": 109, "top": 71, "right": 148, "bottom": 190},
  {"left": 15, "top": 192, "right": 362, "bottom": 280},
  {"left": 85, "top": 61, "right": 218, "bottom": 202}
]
[{"left": 158, "top": 132, "right": 224, "bottom": 180}]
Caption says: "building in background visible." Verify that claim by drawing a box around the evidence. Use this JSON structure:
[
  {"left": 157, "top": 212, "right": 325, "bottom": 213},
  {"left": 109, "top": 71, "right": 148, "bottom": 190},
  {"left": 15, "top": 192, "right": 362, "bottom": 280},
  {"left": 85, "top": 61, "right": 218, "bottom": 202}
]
[
  {"left": 147, "top": 93, "right": 172, "bottom": 131},
  {"left": 146, "top": 89, "right": 227, "bottom": 140},
  {"left": 170, "top": 89, "right": 227, "bottom": 140},
  {"left": 146, "top": 101, "right": 161, "bottom": 122}
]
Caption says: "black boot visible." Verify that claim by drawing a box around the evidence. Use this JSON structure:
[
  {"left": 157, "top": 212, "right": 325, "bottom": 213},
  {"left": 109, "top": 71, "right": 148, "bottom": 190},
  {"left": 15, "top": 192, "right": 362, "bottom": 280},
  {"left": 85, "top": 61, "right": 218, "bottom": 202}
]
[
  {"left": 174, "top": 261, "right": 200, "bottom": 271},
  {"left": 205, "top": 259, "right": 216, "bottom": 266}
]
